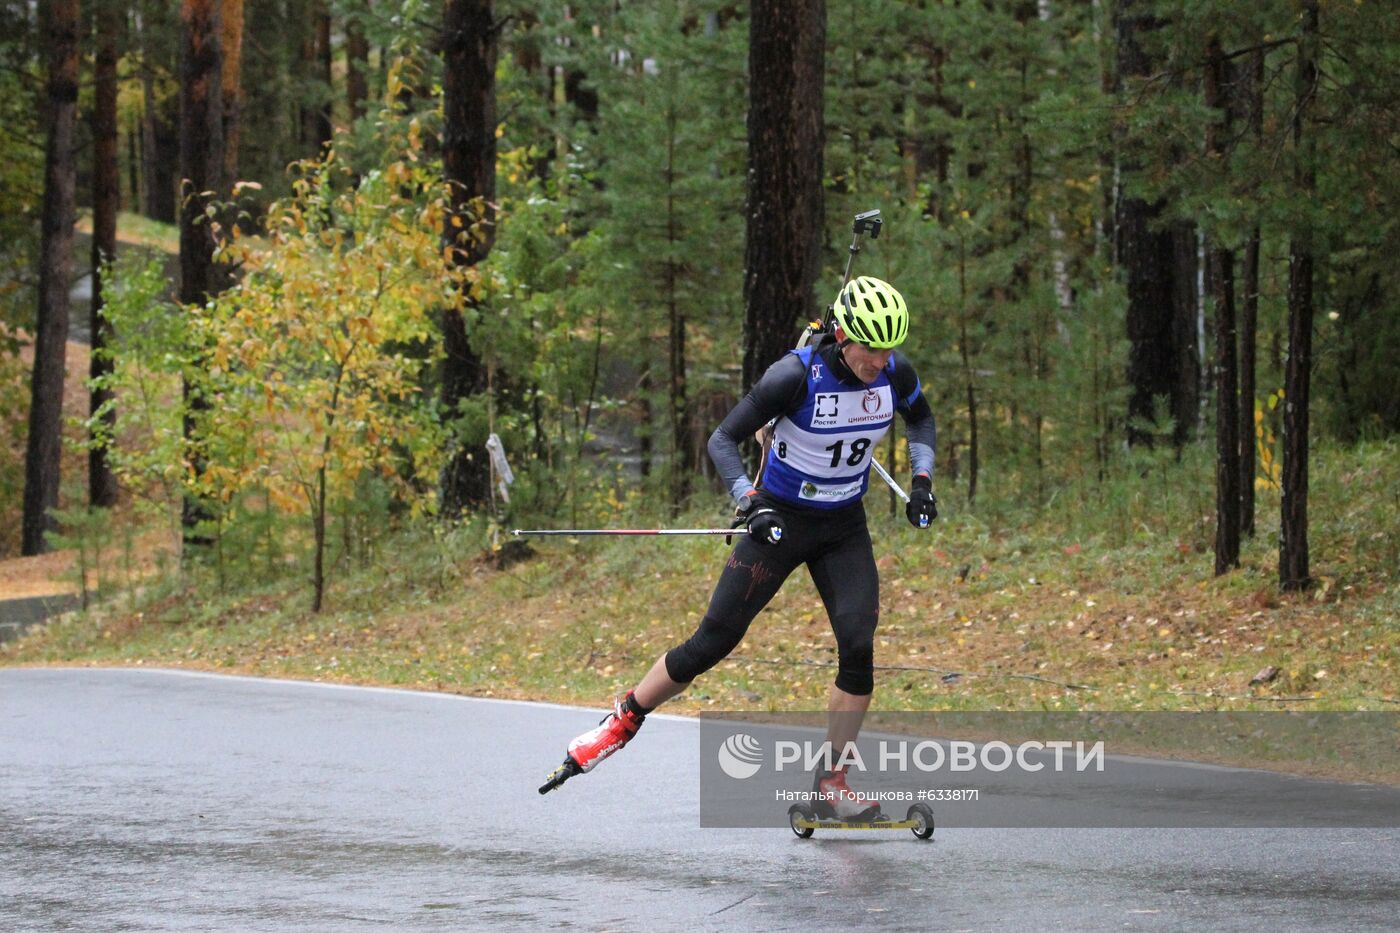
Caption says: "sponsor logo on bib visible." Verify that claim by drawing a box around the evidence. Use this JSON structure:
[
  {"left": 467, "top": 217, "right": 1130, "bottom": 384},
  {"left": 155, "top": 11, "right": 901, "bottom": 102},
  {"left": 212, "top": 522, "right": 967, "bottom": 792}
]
[{"left": 799, "top": 477, "right": 864, "bottom": 501}]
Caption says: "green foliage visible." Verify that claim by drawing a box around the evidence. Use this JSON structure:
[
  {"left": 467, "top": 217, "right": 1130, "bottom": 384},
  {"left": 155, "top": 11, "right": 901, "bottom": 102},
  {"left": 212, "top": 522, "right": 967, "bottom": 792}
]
[
  {"left": 87, "top": 251, "right": 190, "bottom": 543},
  {"left": 434, "top": 2, "right": 751, "bottom": 521},
  {"left": 42, "top": 502, "right": 115, "bottom": 611},
  {"left": 0, "top": 345, "right": 25, "bottom": 556}
]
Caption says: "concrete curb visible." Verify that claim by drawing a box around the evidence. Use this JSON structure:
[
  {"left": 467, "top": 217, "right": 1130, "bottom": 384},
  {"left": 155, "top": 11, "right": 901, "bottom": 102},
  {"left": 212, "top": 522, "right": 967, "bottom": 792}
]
[{"left": 0, "top": 593, "right": 82, "bottom": 643}]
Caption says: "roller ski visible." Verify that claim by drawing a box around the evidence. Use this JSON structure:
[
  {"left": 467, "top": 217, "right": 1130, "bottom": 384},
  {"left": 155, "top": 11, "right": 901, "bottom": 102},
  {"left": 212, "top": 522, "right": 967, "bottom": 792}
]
[
  {"left": 787, "top": 768, "right": 935, "bottom": 840},
  {"left": 538, "top": 693, "right": 646, "bottom": 795}
]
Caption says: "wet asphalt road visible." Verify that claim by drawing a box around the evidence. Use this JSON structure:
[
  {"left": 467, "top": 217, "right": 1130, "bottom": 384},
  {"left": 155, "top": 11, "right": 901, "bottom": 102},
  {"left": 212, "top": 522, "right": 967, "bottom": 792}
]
[{"left": 2, "top": 668, "right": 1397, "bottom": 932}]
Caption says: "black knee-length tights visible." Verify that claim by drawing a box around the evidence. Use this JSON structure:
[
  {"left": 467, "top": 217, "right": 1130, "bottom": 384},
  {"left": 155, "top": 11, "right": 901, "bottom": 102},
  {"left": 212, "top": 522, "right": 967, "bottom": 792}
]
[{"left": 664, "top": 499, "right": 880, "bottom": 695}]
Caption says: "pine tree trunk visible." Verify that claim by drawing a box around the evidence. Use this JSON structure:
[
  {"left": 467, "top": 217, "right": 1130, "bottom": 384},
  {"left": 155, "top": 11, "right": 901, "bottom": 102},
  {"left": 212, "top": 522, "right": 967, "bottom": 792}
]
[
  {"left": 666, "top": 105, "right": 692, "bottom": 508},
  {"left": 439, "top": 0, "right": 497, "bottom": 517},
  {"left": 1204, "top": 34, "right": 1240, "bottom": 573},
  {"left": 741, "top": 0, "right": 825, "bottom": 393},
  {"left": 667, "top": 288, "right": 691, "bottom": 506},
  {"left": 89, "top": 0, "right": 120, "bottom": 509},
  {"left": 1094, "top": 0, "right": 1116, "bottom": 262},
  {"left": 346, "top": 13, "right": 370, "bottom": 121},
  {"left": 1115, "top": 0, "right": 1181, "bottom": 448},
  {"left": 1281, "top": 0, "right": 1319, "bottom": 591},
  {"left": 1211, "top": 247, "right": 1241, "bottom": 572},
  {"left": 313, "top": 460, "right": 328, "bottom": 613},
  {"left": 21, "top": 0, "right": 80, "bottom": 556},
  {"left": 1239, "top": 48, "right": 1265, "bottom": 538},
  {"left": 958, "top": 237, "right": 979, "bottom": 504},
  {"left": 179, "top": 0, "right": 224, "bottom": 304},
  {"left": 139, "top": 4, "right": 178, "bottom": 223},
  {"left": 1241, "top": 229, "right": 1260, "bottom": 535},
  {"left": 1170, "top": 221, "right": 1200, "bottom": 445},
  {"left": 638, "top": 364, "right": 652, "bottom": 479},
  {"left": 1118, "top": 196, "right": 1176, "bottom": 445},
  {"left": 638, "top": 363, "right": 653, "bottom": 481},
  {"left": 127, "top": 113, "right": 141, "bottom": 214},
  {"left": 221, "top": 0, "right": 244, "bottom": 183},
  {"left": 907, "top": 40, "right": 951, "bottom": 220},
  {"left": 178, "top": 0, "right": 224, "bottom": 544},
  {"left": 300, "top": 1, "right": 331, "bottom": 154}
]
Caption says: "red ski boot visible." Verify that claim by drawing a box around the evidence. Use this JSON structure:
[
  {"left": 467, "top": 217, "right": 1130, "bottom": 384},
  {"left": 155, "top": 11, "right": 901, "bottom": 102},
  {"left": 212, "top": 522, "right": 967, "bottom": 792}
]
[
  {"left": 539, "top": 693, "right": 646, "bottom": 794},
  {"left": 812, "top": 767, "right": 884, "bottom": 821}
]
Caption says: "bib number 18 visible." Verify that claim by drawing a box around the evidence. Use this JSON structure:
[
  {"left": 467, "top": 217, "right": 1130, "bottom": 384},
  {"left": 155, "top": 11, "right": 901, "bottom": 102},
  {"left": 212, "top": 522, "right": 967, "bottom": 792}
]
[{"left": 824, "top": 438, "right": 871, "bottom": 468}]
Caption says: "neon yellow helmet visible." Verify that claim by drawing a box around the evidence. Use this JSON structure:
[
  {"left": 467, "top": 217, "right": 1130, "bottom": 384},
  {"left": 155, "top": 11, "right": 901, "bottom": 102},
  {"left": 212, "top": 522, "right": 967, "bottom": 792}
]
[{"left": 833, "top": 276, "right": 909, "bottom": 348}]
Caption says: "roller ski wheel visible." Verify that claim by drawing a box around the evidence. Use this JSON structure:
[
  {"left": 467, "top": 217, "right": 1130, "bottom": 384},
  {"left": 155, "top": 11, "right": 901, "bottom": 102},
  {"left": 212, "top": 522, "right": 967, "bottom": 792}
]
[
  {"left": 788, "top": 804, "right": 816, "bottom": 839},
  {"left": 907, "top": 802, "right": 935, "bottom": 840}
]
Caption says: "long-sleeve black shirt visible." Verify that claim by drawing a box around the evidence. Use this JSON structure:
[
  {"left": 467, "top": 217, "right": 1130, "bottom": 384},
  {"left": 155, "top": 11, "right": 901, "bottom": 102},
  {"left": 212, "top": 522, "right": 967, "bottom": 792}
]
[{"left": 707, "top": 334, "right": 936, "bottom": 503}]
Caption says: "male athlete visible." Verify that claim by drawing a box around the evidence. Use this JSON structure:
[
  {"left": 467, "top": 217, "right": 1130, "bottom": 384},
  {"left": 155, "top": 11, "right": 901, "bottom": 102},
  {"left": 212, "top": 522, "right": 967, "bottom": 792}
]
[{"left": 551, "top": 276, "right": 937, "bottom": 818}]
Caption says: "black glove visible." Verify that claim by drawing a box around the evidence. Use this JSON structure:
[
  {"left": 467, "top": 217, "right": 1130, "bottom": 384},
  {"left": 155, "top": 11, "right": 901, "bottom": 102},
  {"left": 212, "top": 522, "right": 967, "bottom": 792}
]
[
  {"left": 905, "top": 473, "right": 937, "bottom": 529},
  {"left": 731, "top": 490, "right": 785, "bottom": 546},
  {"left": 746, "top": 507, "right": 785, "bottom": 546}
]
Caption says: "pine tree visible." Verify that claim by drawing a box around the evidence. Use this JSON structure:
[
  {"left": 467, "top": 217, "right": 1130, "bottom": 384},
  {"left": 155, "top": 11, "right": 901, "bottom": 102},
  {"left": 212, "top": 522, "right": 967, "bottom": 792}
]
[
  {"left": 89, "top": 0, "right": 121, "bottom": 509},
  {"left": 177, "top": 0, "right": 225, "bottom": 545},
  {"left": 1114, "top": 0, "right": 1192, "bottom": 449},
  {"left": 742, "top": 0, "right": 825, "bottom": 392},
  {"left": 221, "top": 0, "right": 245, "bottom": 183},
  {"left": 439, "top": 0, "right": 498, "bottom": 516},
  {"left": 1204, "top": 32, "right": 1240, "bottom": 573},
  {"left": 1280, "top": 0, "right": 1318, "bottom": 591},
  {"left": 21, "top": 0, "right": 80, "bottom": 555}
]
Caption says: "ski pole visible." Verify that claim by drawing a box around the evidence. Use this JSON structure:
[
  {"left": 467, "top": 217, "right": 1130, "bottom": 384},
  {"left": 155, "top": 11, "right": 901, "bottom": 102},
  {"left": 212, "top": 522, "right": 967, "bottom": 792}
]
[
  {"left": 511, "top": 528, "right": 737, "bottom": 537},
  {"left": 869, "top": 457, "right": 910, "bottom": 504}
]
